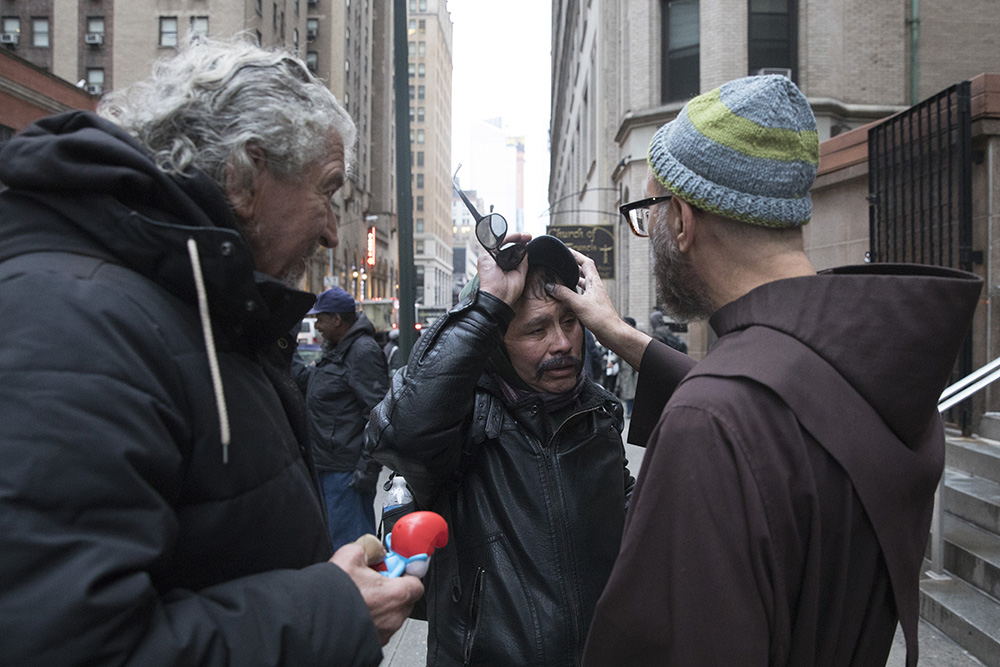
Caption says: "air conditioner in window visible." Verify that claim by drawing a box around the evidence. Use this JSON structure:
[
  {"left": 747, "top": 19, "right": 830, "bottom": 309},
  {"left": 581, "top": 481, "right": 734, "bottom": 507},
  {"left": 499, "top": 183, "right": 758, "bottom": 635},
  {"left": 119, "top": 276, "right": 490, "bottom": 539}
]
[
  {"left": 0, "top": 33, "right": 18, "bottom": 45},
  {"left": 85, "top": 84, "right": 103, "bottom": 95},
  {"left": 84, "top": 33, "right": 104, "bottom": 45},
  {"left": 753, "top": 67, "right": 792, "bottom": 78}
]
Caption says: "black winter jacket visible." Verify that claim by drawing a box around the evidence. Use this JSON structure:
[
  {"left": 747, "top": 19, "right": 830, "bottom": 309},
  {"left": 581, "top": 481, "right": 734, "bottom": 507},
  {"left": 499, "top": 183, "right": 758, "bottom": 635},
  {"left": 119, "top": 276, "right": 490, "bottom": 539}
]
[
  {"left": 295, "top": 312, "right": 389, "bottom": 472},
  {"left": 0, "top": 112, "right": 381, "bottom": 665},
  {"left": 366, "top": 290, "right": 633, "bottom": 666}
]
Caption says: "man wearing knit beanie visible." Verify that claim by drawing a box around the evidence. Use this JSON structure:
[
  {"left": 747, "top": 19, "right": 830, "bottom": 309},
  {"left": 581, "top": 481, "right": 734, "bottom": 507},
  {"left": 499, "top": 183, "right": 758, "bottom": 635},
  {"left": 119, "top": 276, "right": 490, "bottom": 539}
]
[{"left": 548, "top": 75, "right": 982, "bottom": 667}]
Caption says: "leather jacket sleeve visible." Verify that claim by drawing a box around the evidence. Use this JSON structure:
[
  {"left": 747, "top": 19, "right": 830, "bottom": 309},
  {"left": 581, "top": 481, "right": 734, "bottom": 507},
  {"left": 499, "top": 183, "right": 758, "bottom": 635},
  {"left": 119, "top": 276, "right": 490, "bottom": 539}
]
[{"left": 365, "top": 291, "right": 514, "bottom": 507}]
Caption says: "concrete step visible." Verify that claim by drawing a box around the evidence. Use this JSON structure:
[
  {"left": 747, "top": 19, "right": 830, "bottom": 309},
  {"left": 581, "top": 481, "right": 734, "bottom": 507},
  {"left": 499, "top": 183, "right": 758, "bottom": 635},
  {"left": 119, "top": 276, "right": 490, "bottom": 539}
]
[
  {"left": 921, "top": 574, "right": 1000, "bottom": 667},
  {"left": 975, "top": 414, "right": 1000, "bottom": 444},
  {"left": 948, "top": 436, "right": 1000, "bottom": 486},
  {"left": 944, "top": 468, "right": 1000, "bottom": 536},
  {"left": 943, "top": 512, "right": 1000, "bottom": 602}
]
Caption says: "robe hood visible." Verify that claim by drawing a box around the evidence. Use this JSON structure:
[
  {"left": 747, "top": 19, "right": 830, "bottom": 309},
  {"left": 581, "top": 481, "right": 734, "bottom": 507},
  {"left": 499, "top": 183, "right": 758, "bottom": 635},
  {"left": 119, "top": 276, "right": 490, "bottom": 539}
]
[{"left": 709, "top": 263, "right": 983, "bottom": 447}]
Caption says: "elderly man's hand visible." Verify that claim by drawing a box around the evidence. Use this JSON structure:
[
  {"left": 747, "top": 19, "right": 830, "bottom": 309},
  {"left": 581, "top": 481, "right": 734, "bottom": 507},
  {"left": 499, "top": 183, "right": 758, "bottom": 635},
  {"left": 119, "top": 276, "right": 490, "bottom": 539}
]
[
  {"left": 330, "top": 541, "right": 424, "bottom": 645},
  {"left": 477, "top": 232, "right": 531, "bottom": 307}
]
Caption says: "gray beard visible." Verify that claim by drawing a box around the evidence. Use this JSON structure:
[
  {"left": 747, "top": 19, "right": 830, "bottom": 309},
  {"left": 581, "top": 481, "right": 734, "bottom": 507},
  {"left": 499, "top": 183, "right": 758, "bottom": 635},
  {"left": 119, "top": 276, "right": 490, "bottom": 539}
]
[{"left": 651, "top": 222, "right": 715, "bottom": 322}]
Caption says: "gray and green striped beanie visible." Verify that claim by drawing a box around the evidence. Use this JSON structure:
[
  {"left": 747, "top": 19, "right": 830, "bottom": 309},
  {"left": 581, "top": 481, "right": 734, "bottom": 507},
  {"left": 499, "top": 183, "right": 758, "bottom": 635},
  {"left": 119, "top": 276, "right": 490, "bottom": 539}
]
[{"left": 648, "top": 75, "right": 819, "bottom": 228}]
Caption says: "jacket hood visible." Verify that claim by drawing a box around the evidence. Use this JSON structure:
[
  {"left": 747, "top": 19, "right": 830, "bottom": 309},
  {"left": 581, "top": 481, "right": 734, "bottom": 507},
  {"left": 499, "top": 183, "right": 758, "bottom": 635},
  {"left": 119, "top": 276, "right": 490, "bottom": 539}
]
[
  {"left": 709, "top": 263, "right": 982, "bottom": 444},
  {"left": 0, "top": 111, "right": 314, "bottom": 344},
  {"left": 324, "top": 312, "right": 377, "bottom": 358}
]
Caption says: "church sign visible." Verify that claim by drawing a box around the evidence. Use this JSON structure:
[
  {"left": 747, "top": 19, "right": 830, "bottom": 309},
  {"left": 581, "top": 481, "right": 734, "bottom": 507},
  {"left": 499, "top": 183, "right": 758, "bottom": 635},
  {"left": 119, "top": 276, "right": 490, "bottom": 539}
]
[{"left": 546, "top": 224, "right": 615, "bottom": 279}]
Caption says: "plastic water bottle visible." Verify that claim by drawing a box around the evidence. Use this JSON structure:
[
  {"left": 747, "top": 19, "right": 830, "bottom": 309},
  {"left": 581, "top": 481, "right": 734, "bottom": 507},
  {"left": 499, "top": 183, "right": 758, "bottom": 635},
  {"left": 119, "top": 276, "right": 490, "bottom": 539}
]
[
  {"left": 383, "top": 475, "right": 413, "bottom": 512},
  {"left": 381, "top": 475, "right": 415, "bottom": 544}
]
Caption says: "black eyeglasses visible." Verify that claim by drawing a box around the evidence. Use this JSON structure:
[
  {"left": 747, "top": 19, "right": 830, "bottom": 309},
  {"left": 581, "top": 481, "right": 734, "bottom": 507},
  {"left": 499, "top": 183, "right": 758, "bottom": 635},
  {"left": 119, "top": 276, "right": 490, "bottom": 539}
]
[
  {"left": 619, "top": 195, "right": 672, "bottom": 238},
  {"left": 452, "top": 164, "right": 526, "bottom": 271}
]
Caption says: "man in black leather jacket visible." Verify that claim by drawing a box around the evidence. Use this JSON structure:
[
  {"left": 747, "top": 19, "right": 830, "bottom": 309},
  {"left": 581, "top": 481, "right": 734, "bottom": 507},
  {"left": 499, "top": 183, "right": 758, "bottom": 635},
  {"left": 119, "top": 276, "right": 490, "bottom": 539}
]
[{"left": 365, "top": 235, "right": 634, "bottom": 666}]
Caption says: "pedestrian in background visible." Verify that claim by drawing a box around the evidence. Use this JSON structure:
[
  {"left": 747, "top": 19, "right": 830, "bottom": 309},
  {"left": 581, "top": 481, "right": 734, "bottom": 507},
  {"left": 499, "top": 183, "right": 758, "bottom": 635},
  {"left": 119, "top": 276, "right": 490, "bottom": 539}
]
[
  {"left": 0, "top": 36, "right": 421, "bottom": 665},
  {"left": 549, "top": 75, "right": 981, "bottom": 666},
  {"left": 366, "top": 235, "right": 633, "bottom": 666},
  {"left": 615, "top": 317, "right": 639, "bottom": 419},
  {"left": 295, "top": 286, "right": 389, "bottom": 551},
  {"left": 383, "top": 328, "right": 405, "bottom": 376},
  {"left": 601, "top": 346, "right": 620, "bottom": 393},
  {"left": 649, "top": 309, "right": 688, "bottom": 354}
]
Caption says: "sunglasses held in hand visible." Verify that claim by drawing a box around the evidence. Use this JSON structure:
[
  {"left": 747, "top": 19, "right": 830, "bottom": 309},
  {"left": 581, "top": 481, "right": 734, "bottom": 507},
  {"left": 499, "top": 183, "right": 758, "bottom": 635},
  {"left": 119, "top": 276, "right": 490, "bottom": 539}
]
[{"left": 452, "top": 165, "right": 526, "bottom": 272}]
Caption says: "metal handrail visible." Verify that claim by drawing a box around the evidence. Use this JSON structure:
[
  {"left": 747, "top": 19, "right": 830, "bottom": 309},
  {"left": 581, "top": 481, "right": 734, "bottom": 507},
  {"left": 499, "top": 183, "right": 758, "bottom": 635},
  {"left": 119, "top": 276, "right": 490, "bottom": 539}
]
[{"left": 928, "top": 359, "right": 1000, "bottom": 577}]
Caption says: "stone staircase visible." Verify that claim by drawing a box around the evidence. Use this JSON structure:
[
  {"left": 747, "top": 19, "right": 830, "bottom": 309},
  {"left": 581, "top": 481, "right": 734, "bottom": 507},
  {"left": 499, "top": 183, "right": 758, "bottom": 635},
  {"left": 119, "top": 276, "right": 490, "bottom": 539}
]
[{"left": 920, "top": 428, "right": 1000, "bottom": 666}]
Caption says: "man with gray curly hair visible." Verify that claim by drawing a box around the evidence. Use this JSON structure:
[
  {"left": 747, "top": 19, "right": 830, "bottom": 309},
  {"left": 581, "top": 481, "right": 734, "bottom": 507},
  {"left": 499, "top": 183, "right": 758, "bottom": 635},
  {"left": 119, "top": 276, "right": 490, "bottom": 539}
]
[{"left": 0, "top": 36, "right": 421, "bottom": 665}]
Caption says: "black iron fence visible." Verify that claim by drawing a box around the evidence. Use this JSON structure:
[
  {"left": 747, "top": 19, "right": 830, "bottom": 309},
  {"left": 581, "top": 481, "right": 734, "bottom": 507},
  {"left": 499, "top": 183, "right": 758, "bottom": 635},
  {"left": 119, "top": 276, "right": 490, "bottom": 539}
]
[{"left": 867, "top": 80, "right": 977, "bottom": 430}]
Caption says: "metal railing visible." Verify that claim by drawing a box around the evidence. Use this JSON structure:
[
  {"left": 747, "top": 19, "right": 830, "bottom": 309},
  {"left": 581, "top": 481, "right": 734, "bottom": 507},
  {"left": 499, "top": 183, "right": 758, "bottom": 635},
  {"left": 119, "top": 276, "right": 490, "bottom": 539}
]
[{"left": 928, "top": 361, "right": 1000, "bottom": 576}]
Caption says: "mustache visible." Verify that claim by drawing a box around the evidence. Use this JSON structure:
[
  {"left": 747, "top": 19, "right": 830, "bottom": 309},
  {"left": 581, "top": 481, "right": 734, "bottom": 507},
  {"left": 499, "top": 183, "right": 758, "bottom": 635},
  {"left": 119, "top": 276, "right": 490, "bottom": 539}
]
[{"left": 536, "top": 355, "right": 583, "bottom": 380}]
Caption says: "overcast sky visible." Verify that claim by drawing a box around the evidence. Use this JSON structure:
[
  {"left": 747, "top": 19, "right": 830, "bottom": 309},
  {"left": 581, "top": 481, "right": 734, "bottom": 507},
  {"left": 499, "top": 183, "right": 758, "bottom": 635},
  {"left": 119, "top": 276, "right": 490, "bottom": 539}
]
[{"left": 447, "top": 0, "right": 552, "bottom": 237}]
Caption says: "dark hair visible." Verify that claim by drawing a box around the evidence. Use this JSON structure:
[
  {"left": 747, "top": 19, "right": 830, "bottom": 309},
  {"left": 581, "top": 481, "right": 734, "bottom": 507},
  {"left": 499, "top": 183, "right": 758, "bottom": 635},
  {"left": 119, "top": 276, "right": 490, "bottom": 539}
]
[
  {"left": 338, "top": 310, "right": 359, "bottom": 326},
  {"left": 522, "top": 264, "right": 562, "bottom": 301}
]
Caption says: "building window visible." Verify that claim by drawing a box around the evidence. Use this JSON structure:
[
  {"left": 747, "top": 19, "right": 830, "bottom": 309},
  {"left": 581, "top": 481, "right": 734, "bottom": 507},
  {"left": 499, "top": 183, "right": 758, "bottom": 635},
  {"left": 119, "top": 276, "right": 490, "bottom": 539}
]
[
  {"left": 417, "top": 63, "right": 426, "bottom": 78},
  {"left": 417, "top": 85, "right": 425, "bottom": 100},
  {"left": 408, "top": 41, "right": 415, "bottom": 57},
  {"left": 661, "top": 0, "right": 700, "bottom": 103},
  {"left": 2, "top": 17, "right": 20, "bottom": 43},
  {"left": 417, "top": 106, "right": 425, "bottom": 122},
  {"left": 416, "top": 196, "right": 424, "bottom": 211},
  {"left": 159, "top": 17, "right": 178, "bottom": 47},
  {"left": 191, "top": 16, "right": 209, "bottom": 38},
  {"left": 409, "top": 19, "right": 416, "bottom": 31},
  {"left": 416, "top": 240, "right": 425, "bottom": 254},
  {"left": 419, "top": 19, "right": 425, "bottom": 32},
  {"left": 88, "top": 17, "right": 105, "bottom": 35},
  {"left": 416, "top": 129, "right": 425, "bottom": 144},
  {"left": 416, "top": 151, "right": 424, "bottom": 166},
  {"left": 87, "top": 68, "right": 104, "bottom": 94},
  {"left": 409, "top": 0, "right": 416, "bottom": 10},
  {"left": 408, "top": 85, "right": 415, "bottom": 100},
  {"left": 418, "top": 41, "right": 426, "bottom": 57},
  {"left": 419, "top": 0, "right": 427, "bottom": 10},
  {"left": 409, "top": 106, "right": 415, "bottom": 122},
  {"left": 748, "top": 0, "right": 795, "bottom": 78},
  {"left": 416, "top": 218, "right": 424, "bottom": 233},
  {"left": 256, "top": 0, "right": 263, "bottom": 16},
  {"left": 346, "top": 26, "right": 350, "bottom": 45},
  {"left": 307, "top": 18, "right": 318, "bottom": 41},
  {"left": 416, "top": 173, "right": 424, "bottom": 188},
  {"left": 306, "top": 51, "right": 318, "bottom": 72},
  {"left": 32, "top": 18, "right": 49, "bottom": 47},
  {"left": 408, "top": 63, "right": 415, "bottom": 78}
]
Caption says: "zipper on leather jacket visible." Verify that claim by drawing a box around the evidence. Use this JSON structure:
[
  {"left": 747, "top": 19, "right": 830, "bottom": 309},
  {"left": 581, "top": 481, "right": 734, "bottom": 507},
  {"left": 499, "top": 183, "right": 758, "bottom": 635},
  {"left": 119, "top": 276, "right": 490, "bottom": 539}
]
[
  {"left": 463, "top": 566, "right": 486, "bottom": 665},
  {"left": 544, "top": 403, "right": 613, "bottom": 654}
]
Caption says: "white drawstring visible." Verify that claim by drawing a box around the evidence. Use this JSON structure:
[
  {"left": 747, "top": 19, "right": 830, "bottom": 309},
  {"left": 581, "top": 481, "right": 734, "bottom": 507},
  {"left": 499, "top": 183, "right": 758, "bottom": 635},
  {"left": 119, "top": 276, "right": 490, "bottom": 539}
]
[{"left": 186, "top": 238, "right": 232, "bottom": 463}]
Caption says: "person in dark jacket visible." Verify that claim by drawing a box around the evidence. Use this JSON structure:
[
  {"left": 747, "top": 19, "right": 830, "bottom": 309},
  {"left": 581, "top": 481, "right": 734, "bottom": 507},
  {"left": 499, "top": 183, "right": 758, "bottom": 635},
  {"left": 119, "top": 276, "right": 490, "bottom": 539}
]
[
  {"left": 294, "top": 286, "right": 389, "bottom": 550},
  {"left": 548, "top": 75, "right": 982, "bottom": 667},
  {"left": 383, "top": 328, "right": 405, "bottom": 376},
  {"left": 0, "top": 36, "right": 421, "bottom": 666},
  {"left": 365, "top": 235, "right": 634, "bottom": 666},
  {"left": 649, "top": 309, "right": 688, "bottom": 353}
]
